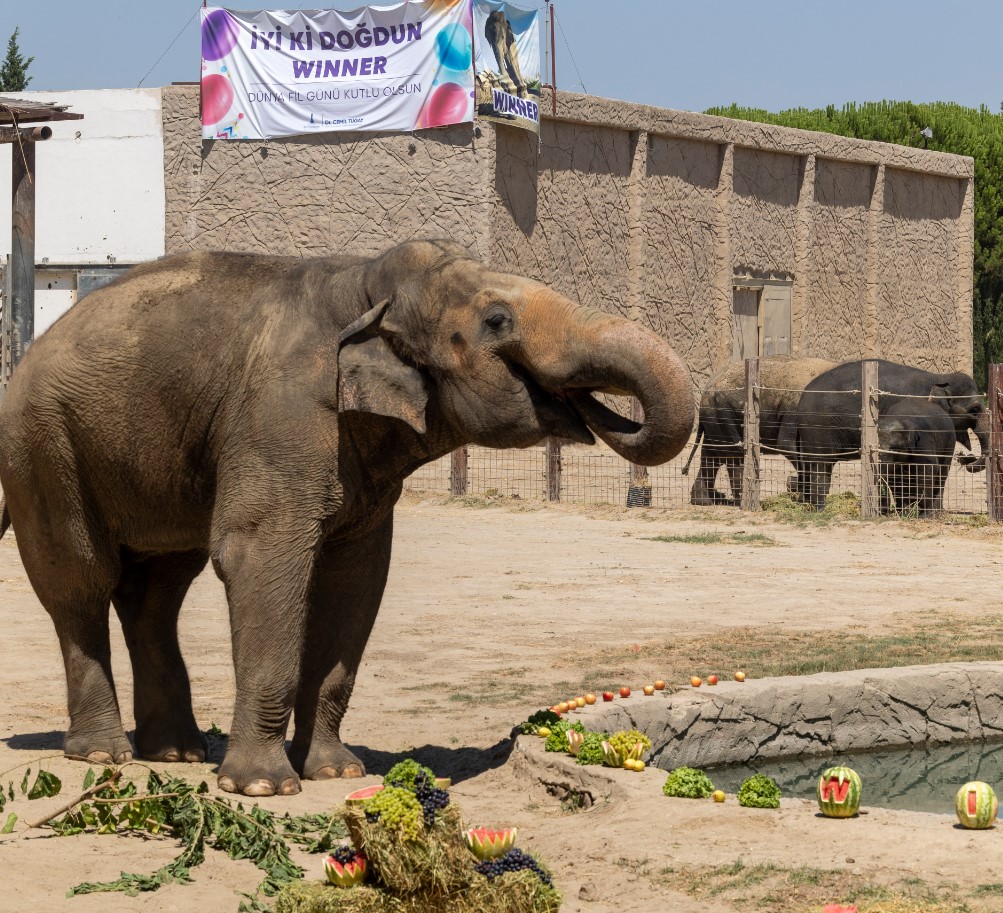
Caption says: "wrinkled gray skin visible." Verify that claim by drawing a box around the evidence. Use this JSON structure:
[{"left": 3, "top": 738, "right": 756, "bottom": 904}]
[
  {"left": 0, "top": 240, "right": 693, "bottom": 797},
  {"left": 783, "top": 359, "right": 988, "bottom": 510},
  {"left": 877, "top": 400, "right": 956, "bottom": 516},
  {"left": 681, "top": 356, "right": 836, "bottom": 505}
]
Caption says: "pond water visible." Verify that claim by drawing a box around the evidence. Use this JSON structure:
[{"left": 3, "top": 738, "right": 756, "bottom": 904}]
[{"left": 703, "top": 739, "right": 1003, "bottom": 814}]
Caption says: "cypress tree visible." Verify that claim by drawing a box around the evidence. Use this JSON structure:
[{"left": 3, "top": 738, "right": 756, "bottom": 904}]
[{"left": 0, "top": 27, "right": 34, "bottom": 93}]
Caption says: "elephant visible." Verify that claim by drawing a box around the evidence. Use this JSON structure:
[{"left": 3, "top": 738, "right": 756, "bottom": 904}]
[
  {"left": 681, "top": 356, "right": 836, "bottom": 505},
  {"left": 485, "top": 10, "right": 527, "bottom": 97},
  {"left": 0, "top": 239, "right": 694, "bottom": 797},
  {"left": 781, "top": 359, "right": 988, "bottom": 510},
  {"left": 877, "top": 399, "right": 957, "bottom": 516}
]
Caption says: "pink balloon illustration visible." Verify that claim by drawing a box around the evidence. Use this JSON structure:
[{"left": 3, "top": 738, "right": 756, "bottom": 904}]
[
  {"left": 202, "top": 74, "right": 235, "bottom": 126},
  {"left": 420, "top": 82, "right": 472, "bottom": 128}
]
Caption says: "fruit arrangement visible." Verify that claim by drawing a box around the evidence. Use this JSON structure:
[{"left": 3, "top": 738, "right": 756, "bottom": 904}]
[
  {"left": 463, "top": 826, "right": 518, "bottom": 860},
  {"left": 816, "top": 766, "right": 861, "bottom": 818},
  {"left": 955, "top": 781, "right": 998, "bottom": 829},
  {"left": 323, "top": 846, "right": 368, "bottom": 888}
]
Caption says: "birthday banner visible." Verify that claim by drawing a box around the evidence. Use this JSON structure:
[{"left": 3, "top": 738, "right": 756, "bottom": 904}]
[
  {"left": 200, "top": 2, "right": 475, "bottom": 140},
  {"left": 473, "top": 0, "right": 542, "bottom": 134}
]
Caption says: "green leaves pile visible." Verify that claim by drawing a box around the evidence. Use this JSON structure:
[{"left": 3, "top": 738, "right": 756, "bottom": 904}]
[
  {"left": 662, "top": 767, "right": 715, "bottom": 799},
  {"left": 575, "top": 732, "right": 607, "bottom": 766},
  {"left": 737, "top": 773, "right": 782, "bottom": 809},
  {"left": 544, "top": 720, "right": 584, "bottom": 753},
  {"left": 517, "top": 709, "right": 562, "bottom": 735},
  {"left": 0, "top": 764, "right": 62, "bottom": 833}
]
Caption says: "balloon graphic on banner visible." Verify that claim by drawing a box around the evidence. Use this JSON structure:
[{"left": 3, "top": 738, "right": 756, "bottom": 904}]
[
  {"left": 202, "top": 9, "right": 240, "bottom": 61},
  {"left": 202, "top": 74, "right": 235, "bottom": 126},
  {"left": 436, "top": 22, "right": 472, "bottom": 73},
  {"left": 419, "top": 82, "right": 473, "bottom": 128}
]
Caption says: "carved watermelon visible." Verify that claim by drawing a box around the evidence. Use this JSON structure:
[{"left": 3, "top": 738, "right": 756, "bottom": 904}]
[
  {"left": 816, "top": 766, "right": 861, "bottom": 818},
  {"left": 345, "top": 785, "right": 384, "bottom": 805},
  {"left": 324, "top": 852, "right": 367, "bottom": 887},
  {"left": 463, "top": 827, "right": 518, "bottom": 860},
  {"left": 955, "top": 781, "right": 998, "bottom": 829}
]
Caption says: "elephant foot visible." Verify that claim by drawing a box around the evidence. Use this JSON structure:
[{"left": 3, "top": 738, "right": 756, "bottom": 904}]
[
  {"left": 135, "top": 723, "right": 208, "bottom": 764},
  {"left": 64, "top": 728, "right": 134, "bottom": 765},
  {"left": 218, "top": 748, "right": 302, "bottom": 796},
  {"left": 294, "top": 740, "right": 367, "bottom": 780}
]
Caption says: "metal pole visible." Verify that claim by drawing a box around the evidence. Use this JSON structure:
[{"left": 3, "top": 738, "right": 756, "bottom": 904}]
[
  {"left": 989, "top": 364, "right": 1003, "bottom": 522},
  {"left": 10, "top": 138, "right": 35, "bottom": 373},
  {"left": 627, "top": 398, "right": 651, "bottom": 507},
  {"left": 861, "top": 360, "right": 880, "bottom": 518},
  {"left": 549, "top": 2, "right": 557, "bottom": 116},
  {"left": 740, "top": 357, "right": 761, "bottom": 511}
]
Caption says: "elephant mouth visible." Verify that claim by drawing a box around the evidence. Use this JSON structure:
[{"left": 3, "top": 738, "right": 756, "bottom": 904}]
[{"left": 543, "top": 384, "right": 644, "bottom": 448}]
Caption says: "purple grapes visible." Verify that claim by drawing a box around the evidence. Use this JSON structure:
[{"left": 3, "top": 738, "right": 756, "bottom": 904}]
[{"left": 474, "top": 848, "right": 553, "bottom": 887}]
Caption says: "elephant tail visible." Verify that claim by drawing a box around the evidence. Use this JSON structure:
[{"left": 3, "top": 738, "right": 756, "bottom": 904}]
[
  {"left": 0, "top": 496, "right": 8, "bottom": 539},
  {"left": 681, "top": 422, "right": 704, "bottom": 475}
]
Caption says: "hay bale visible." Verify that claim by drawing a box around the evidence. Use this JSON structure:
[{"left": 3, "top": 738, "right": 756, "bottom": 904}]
[
  {"left": 343, "top": 803, "right": 473, "bottom": 897},
  {"left": 463, "top": 870, "right": 562, "bottom": 913},
  {"left": 274, "top": 882, "right": 403, "bottom": 913}
]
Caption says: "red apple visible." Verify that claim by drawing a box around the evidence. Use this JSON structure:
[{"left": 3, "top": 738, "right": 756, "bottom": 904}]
[
  {"left": 557, "top": 701, "right": 570, "bottom": 713},
  {"left": 690, "top": 676, "right": 702, "bottom": 688},
  {"left": 707, "top": 674, "right": 719, "bottom": 686},
  {"left": 734, "top": 670, "right": 746, "bottom": 682},
  {"left": 643, "top": 684, "right": 655, "bottom": 696},
  {"left": 584, "top": 693, "right": 596, "bottom": 705},
  {"left": 653, "top": 680, "right": 666, "bottom": 691},
  {"left": 619, "top": 686, "right": 631, "bottom": 698},
  {"left": 602, "top": 692, "right": 614, "bottom": 702}
]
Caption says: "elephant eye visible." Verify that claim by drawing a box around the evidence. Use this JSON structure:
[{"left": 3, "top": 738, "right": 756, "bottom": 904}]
[{"left": 484, "top": 311, "right": 510, "bottom": 330}]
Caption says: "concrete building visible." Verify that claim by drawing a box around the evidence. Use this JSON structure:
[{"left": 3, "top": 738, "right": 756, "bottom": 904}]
[{"left": 3, "top": 86, "right": 976, "bottom": 390}]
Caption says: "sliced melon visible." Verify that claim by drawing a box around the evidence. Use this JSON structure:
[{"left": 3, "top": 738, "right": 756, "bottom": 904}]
[
  {"left": 345, "top": 784, "right": 384, "bottom": 805},
  {"left": 434, "top": 777, "right": 452, "bottom": 789}
]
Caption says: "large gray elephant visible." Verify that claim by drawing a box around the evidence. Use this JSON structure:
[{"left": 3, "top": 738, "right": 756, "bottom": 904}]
[
  {"left": 485, "top": 10, "right": 527, "bottom": 97},
  {"left": 782, "top": 359, "right": 988, "bottom": 509},
  {"left": 681, "top": 356, "right": 836, "bottom": 505},
  {"left": 0, "top": 240, "right": 693, "bottom": 797},
  {"left": 877, "top": 399, "right": 957, "bottom": 516}
]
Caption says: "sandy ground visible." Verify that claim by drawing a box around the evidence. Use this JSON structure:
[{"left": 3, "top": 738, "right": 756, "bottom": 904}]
[{"left": 2, "top": 495, "right": 1003, "bottom": 912}]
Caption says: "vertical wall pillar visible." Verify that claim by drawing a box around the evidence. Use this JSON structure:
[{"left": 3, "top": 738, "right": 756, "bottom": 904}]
[
  {"left": 957, "top": 176, "right": 975, "bottom": 373},
  {"left": 792, "top": 154, "right": 815, "bottom": 357},
  {"left": 864, "top": 164, "right": 885, "bottom": 357},
  {"left": 713, "top": 143, "right": 735, "bottom": 366},
  {"left": 625, "top": 129, "right": 649, "bottom": 327},
  {"left": 860, "top": 360, "right": 880, "bottom": 517},
  {"left": 10, "top": 139, "right": 35, "bottom": 372}
]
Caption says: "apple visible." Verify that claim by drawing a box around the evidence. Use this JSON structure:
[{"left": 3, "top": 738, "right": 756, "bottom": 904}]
[
  {"left": 619, "top": 686, "right": 631, "bottom": 698},
  {"left": 712, "top": 790, "right": 726, "bottom": 803},
  {"left": 584, "top": 693, "right": 596, "bottom": 705},
  {"left": 557, "top": 701, "right": 570, "bottom": 713},
  {"left": 602, "top": 691, "right": 614, "bottom": 702},
  {"left": 707, "top": 674, "right": 719, "bottom": 686},
  {"left": 643, "top": 684, "right": 655, "bottom": 696},
  {"left": 690, "top": 676, "right": 702, "bottom": 688},
  {"left": 654, "top": 680, "right": 666, "bottom": 691},
  {"left": 734, "top": 670, "right": 747, "bottom": 682},
  {"left": 575, "top": 697, "right": 586, "bottom": 708}
]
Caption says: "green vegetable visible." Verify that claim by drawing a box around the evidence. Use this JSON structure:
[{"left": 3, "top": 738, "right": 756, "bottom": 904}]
[
  {"left": 544, "top": 720, "right": 584, "bottom": 753},
  {"left": 575, "top": 732, "right": 607, "bottom": 766},
  {"left": 737, "top": 773, "right": 782, "bottom": 809},
  {"left": 606, "top": 730, "right": 652, "bottom": 758},
  {"left": 662, "top": 767, "right": 715, "bottom": 799},
  {"left": 518, "top": 709, "right": 562, "bottom": 735},
  {"left": 383, "top": 758, "right": 436, "bottom": 791}
]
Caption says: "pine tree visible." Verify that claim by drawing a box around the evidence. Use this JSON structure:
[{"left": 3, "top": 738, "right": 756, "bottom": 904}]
[{"left": 0, "top": 27, "right": 34, "bottom": 93}]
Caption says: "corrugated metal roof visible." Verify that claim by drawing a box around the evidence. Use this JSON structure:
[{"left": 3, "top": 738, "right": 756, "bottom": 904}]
[{"left": 0, "top": 96, "right": 83, "bottom": 124}]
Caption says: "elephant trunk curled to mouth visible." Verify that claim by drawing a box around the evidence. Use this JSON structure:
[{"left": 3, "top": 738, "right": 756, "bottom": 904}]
[{"left": 0, "top": 239, "right": 693, "bottom": 797}]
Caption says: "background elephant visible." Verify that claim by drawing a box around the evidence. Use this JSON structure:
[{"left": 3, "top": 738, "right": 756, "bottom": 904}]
[
  {"left": 877, "top": 399, "right": 956, "bottom": 516},
  {"left": 485, "top": 10, "right": 527, "bottom": 97},
  {"left": 783, "top": 359, "right": 988, "bottom": 510},
  {"left": 681, "top": 356, "right": 836, "bottom": 505},
  {"left": 0, "top": 240, "right": 693, "bottom": 797}
]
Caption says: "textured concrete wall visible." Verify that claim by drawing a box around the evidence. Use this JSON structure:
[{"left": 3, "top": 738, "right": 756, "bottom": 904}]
[{"left": 162, "top": 86, "right": 975, "bottom": 387}]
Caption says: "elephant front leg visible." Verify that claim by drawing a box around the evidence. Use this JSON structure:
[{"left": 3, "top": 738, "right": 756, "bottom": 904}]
[
  {"left": 290, "top": 514, "right": 394, "bottom": 781},
  {"left": 213, "top": 528, "right": 316, "bottom": 797}
]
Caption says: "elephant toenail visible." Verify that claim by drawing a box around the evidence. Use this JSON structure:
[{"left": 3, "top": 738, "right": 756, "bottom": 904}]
[
  {"left": 184, "top": 749, "right": 206, "bottom": 763},
  {"left": 86, "top": 750, "right": 115, "bottom": 764},
  {"left": 244, "top": 778, "right": 277, "bottom": 797},
  {"left": 278, "top": 778, "right": 301, "bottom": 796},
  {"left": 342, "top": 764, "right": 364, "bottom": 779},
  {"left": 217, "top": 775, "right": 238, "bottom": 793},
  {"left": 312, "top": 766, "right": 338, "bottom": 780},
  {"left": 162, "top": 750, "right": 181, "bottom": 762}
]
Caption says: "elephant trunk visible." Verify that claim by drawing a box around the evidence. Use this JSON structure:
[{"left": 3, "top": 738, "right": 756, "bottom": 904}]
[
  {"left": 963, "top": 408, "right": 990, "bottom": 472},
  {"left": 516, "top": 293, "right": 695, "bottom": 466}
]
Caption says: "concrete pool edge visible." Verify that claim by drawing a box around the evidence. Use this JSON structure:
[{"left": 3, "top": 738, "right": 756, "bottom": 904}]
[{"left": 561, "top": 663, "right": 1003, "bottom": 769}]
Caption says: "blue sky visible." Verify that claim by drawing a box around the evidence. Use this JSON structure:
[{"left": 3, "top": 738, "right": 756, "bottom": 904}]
[{"left": 6, "top": 0, "right": 1002, "bottom": 113}]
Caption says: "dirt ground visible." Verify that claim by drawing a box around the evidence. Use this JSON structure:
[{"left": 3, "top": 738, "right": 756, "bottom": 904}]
[{"left": 3, "top": 495, "right": 1003, "bottom": 912}]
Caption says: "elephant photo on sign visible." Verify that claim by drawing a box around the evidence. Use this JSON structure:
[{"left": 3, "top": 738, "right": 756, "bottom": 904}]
[
  {"left": 781, "top": 359, "right": 988, "bottom": 510},
  {"left": 682, "top": 356, "right": 836, "bottom": 505},
  {"left": 0, "top": 240, "right": 694, "bottom": 797}
]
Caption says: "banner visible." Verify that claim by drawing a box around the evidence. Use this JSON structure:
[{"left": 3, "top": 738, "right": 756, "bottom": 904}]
[
  {"left": 200, "top": 2, "right": 475, "bottom": 140},
  {"left": 473, "top": 1, "right": 541, "bottom": 134}
]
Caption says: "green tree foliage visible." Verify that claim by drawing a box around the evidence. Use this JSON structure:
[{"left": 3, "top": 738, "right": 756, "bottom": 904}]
[
  {"left": 0, "top": 27, "right": 33, "bottom": 92},
  {"left": 705, "top": 100, "right": 1003, "bottom": 388}
]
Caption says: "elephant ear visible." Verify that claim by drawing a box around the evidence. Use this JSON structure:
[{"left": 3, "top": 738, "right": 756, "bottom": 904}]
[
  {"left": 927, "top": 382, "right": 951, "bottom": 404},
  {"left": 337, "top": 300, "right": 428, "bottom": 434}
]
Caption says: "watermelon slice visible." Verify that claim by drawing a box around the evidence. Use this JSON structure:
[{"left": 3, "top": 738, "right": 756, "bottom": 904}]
[
  {"left": 324, "top": 853, "right": 367, "bottom": 887},
  {"left": 463, "top": 826, "right": 518, "bottom": 860},
  {"left": 434, "top": 777, "right": 452, "bottom": 789},
  {"left": 345, "top": 784, "right": 384, "bottom": 805}
]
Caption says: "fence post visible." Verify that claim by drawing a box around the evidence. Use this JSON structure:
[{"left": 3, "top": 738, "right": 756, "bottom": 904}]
[
  {"left": 740, "top": 357, "right": 761, "bottom": 511},
  {"left": 450, "top": 446, "right": 468, "bottom": 496},
  {"left": 989, "top": 364, "right": 1003, "bottom": 522},
  {"left": 627, "top": 397, "right": 651, "bottom": 507},
  {"left": 545, "top": 437, "right": 561, "bottom": 502},
  {"left": 860, "top": 360, "right": 880, "bottom": 518}
]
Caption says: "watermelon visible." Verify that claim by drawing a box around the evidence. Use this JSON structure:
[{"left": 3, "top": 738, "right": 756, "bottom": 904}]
[
  {"left": 435, "top": 777, "right": 452, "bottom": 789},
  {"left": 463, "top": 827, "right": 518, "bottom": 860},
  {"left": 816, "top": 766, "right": 862, "bottom": 818},
  {"left": 345, "top": 784, "right": 384, "bottom": 805},
  {"left": 955, "top": 781, "right": 998, "bottom": 829},
  {"left": 324, "top": 852, "right": 367, "bottom": 887}
]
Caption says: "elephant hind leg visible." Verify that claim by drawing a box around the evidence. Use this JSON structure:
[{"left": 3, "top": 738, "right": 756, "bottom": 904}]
[{"left": 112, "top": 550, "right": 209, "bottom": 763}]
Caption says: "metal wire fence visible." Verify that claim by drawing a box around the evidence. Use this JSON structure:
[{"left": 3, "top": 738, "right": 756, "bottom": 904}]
[{"left": 404, "top": 360, "right": 997, "bottom": 520}]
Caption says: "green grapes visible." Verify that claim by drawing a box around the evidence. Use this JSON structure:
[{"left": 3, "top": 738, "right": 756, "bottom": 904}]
[
  {"left": 607, "top": 729, "right": 651, "bottom": 758},
  {"left": 362, "top": 786, "right": 423, "bottom": 841},
  {"left": 383, "top": 758, "right": 436, "bottom": 791}
]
